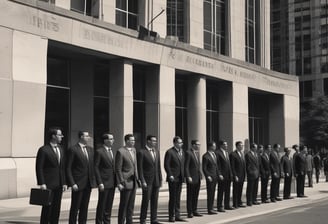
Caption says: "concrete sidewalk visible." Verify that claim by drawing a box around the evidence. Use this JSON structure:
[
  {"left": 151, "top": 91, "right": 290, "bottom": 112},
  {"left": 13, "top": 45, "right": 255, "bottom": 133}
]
[{"left": 0, "top": 180, "right": 328, "bottom": 224}]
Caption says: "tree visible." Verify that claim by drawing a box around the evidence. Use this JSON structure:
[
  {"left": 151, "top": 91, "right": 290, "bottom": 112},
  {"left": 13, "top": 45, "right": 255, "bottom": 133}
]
[{"left": 301, "top": 96, "right": 328, "bottom": 149}]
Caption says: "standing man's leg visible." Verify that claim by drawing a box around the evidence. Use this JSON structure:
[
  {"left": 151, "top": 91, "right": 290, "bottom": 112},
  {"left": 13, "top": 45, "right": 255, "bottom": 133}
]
[
  {"left": 78, "top": 187, "right": 92, "bottom": 224},
  {"left": 150, "top": 185, "right": 160, "bottom": 223},
  {"left": 126, "top": 187, "right": 136, "bottom": 224}
]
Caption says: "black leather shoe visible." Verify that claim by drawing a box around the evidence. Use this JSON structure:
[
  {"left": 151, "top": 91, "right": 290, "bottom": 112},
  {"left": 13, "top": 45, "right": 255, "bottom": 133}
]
[
  {"left": 262, "top": 200, "right": 270, "bottom": 203},
  {"left": 187, "top": 214, "right": 193, "bottom": 218},
  {"left": 169, "top": 218, "right": 175, "bottom": 222},
  {"left": 140, "top": 221, "right": 146, "bottom": 224},
  {"left": 208, "top": 210, "right": 217, "bottom": 215},
  {"left": 253, "top": 201, "right": 260, "bottom": 205},
  {"left": 218, "top": 208, "right": 225, "bottom": 212},
  {"left": 225, "top": 206, "right": 235, "bottom": 210},
  {"left": 247, "top": 203, "right": 252, "bottom": 206},
  {"left": 238, "top": 204, "right": 246, "bottom": 207},
  {"left": 151, "top": 221, "right": 162, "bottom": 224},
  {"left": 193, "top": 212, "right": 203, "bottom": 217},
  {"left": 270, "top": 199, "right": 276, "bottom": 202},
  {"left": 175, "top": 217, "right": 187, "bottom": 222}
]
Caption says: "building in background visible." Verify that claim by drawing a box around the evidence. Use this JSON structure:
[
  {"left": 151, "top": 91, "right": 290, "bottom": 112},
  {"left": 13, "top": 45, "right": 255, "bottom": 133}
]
[{"left": 0, "top": 0, "right": 298, "bottom": 199}]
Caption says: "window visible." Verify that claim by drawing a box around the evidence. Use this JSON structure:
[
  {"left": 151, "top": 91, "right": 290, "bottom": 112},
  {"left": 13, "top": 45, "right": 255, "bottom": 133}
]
[
  {"left": 71, "top": 0, "right": 99, "bottom": 17},
  {"left": 248, "top": 93, "right": 269, "bottom": 145},
  {"left": 175, "top": 77, "right": 188, "bottom": 148},
  {"left": 300, "top": 81, "right": 313, "bottom": 99},
  {"left": 245, "top": 0, "right": 256, "bottom": 64},
  {"left": 167, "top": 0, "right": 185, "bottom": 42},
  {"left": 133, "top": 66, "right": 146, "bottom": 150},
  {"left": 93, "top": 63, "right": 110, "bottom": 148},
  {"left": 203, "top": 0, "right": 227, "bottom": 55},
  {"left": 45, "top": 57, "right": 70, "bottom": 148},
  {"left": 206, "top": 81, "right": 220, "bottom": 143},
  {"left": 116, "top": 0, "right": 138, "bottom": 30}
]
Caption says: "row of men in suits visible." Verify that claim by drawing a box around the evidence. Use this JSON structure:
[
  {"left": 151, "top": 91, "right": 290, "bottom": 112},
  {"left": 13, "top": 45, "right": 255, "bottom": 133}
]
[{"left": 36, "top": 128, "right": 163, "bottom": 224}]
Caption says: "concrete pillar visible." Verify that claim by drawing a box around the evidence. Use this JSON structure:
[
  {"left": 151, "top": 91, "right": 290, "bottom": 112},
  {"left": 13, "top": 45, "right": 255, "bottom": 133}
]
[
  {"left": 70, "top": 59, "right": 94, "bottom": 145},
  {"left": 102, "top": 0, "right": 115, "bottom": 24},
  {"left": 187, "top": 0, "right": 203, "bottom": 48},
  {"left": 219, "top": 83, "right": 249, "bottom": 151},
  {"left": 109, "top": 59, "right": 133, "bottom": 147},
  {"left": 229, "top": 0, "right": 246, "bottom": 61},
  {"left": 284, "top": 95, "right": 300, "bottom": 147},
  {"left": 259, "top": 0, "right": 271, "bottom": 69},
  {"left": 269, "top": 94, "right": 285, "bottom": 148},
  {"left": 55, "top": 0, "right": 70, "bottom": 10},
  {"left": 187, "top": 76, "right": 206, "bottom": 155}
]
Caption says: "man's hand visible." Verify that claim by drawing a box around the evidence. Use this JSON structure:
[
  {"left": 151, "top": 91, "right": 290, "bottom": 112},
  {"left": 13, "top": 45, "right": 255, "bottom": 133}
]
[
  {"left": 207, "top": 176, "right": 213, "bottom": 182},
  {"left": 118, "top": 184, "right": 124, "bottom": 191},
  {"left": 234, "top": 176, "right": 239, "bottom": 182},
  {"left": 142, "top": 182, "right": 147, "bottom": 190},
  {"left": 40, "top": 184, "right": 47, "bottom": 190},
  {"left": 219, "top": 175, "right": 224, "bottom": 181},
  {"left": 187, "top": 177, "right": 192, "bottom": 183},
  {"left": 169, "top": 176, "right": 174, "bottom": 182},
  {"left": 98, "top": 184, "right": 105, "bottom": 191},
  {"left": 72, "top": 184, "right": 79, "bottom": 192},
  {"left": 62, "top": 185, "right": 68, "bottom": 192},
  {"left": 286, "top": 173, "right": 290, "bottom": 177}
]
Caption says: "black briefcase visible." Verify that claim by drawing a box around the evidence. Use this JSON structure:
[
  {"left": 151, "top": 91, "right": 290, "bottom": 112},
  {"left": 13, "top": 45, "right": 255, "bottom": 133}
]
[{"left": 29, "top": 188, "right": 52, "bottom": 206}]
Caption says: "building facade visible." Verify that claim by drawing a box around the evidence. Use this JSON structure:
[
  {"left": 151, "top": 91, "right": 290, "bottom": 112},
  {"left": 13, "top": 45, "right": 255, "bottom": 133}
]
[
  {"left": 0, "top": 0, "right": 299, "bottom": 199},
  {"left": 271, "top": 0, "right": 328, "bottom": 99}
]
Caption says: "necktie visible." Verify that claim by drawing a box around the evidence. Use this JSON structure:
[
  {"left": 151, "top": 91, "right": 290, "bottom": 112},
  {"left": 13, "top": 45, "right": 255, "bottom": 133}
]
[
  {"left": 107, "top": 148, "right": 113, "bottom": 161},
  {"left": 210, "top": 152, "right": 217, "bottom": 163},
  {"left": 150, "top": 149, "right": 156, "bottom": 161},
  {"left": 82, "top": 146, "right": 89, "bottom": 161},
  {"left": 128, "top": 149, "right": 134, "bottom": 162},
  {"left": 193, "top": 150, "right": 199, "bottom": 164},
  {"left": 54, "top": 146, "right": 60, "bottom": 164}
]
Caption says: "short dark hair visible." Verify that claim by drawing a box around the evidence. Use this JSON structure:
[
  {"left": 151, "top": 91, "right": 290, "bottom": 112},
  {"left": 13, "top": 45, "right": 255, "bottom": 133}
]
[
  {"left": 235, "top": 141, "right": 242, "bottom": 147},
  {"left": 292, "top": 144, "right": 299, "bottom": 149},
  {"left": 250, "top": 143, "right": 257, "bottom": 149},
  {"left": 218, "top": 140, "right": 227, "bottom": 146},
  {"left": 284, "top": 147, "right": 290, "bottom": 153},
  {"left": 191, "top": 140, "right": 199, "bottom": 145},
  {"left": 207, "top": 141, "right": 216, "bottom": 148},
  {"left": 265, "top": 144, "right": 271, "bottom": 149},
  {"left": 173, "top": 136, "right": 182, "bottom": 143},
  {"left": 146, "top": 135, "right": 156, "bottom": 141},
  {"left": 124, "top": 134, "right": 134, "bottom": 142},
  {"left": 48, "top": 127, "right": 61, "bottom": 141},
  {"left": 78, "top": 131, "right": 87, "bottom": 139},
  {"left": 273, "top": 143, "right": 280, "bottom": 148},
  {"left": 258, "top": 144, "right": 264, "bottom": 148}
]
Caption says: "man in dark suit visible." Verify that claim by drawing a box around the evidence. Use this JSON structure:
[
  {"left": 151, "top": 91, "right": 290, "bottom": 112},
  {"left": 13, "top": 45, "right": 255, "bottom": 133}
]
[
  {"left": 185, "top": 140, "right": 203, "bottom": 218},
  {"left": 294, "top": 145, "right": 307, "bottom": 197},
  {"left": 164, "top": 136, "right": 186, "bottom": 222},
  {"left": 270, "top": 144, "right": 282, "bottom": 202},
  {"left": 216, "top": 140, "right": 233, "bottom": 212},
  {"left": 280, "top": 147, "right": 293, "bottom": 199},
  {"left": 36, "top": 127, "right": 67, "bottom": 224},
  {"left": 137, "top": 135, "right": 162, "bottom": 224},
  {"left": 67, "top": 131, "right": 97, "bottom": 224},
  {"left": 115, "top": 134, "right": 140, "bottom": 224},
  {"left": 245, "top": 143, "right": 260, "bottom": 206},
  {"left": 94, "top": 133, "right": 116, "bottom": 224},
  {"left": 202, "top": 141, "right": 218, "bottom": 215},
  {"left": 260, "top": 144, "right": 271, "bottom": 203},
  {"left": 230, "top": 141, "right": 246, "bottom": 209}
]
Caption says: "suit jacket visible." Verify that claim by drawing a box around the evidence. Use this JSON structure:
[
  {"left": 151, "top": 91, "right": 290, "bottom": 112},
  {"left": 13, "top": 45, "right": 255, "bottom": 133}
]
[
  {"left": 94, "top": 146, "right": 116, "bottom": 189},
  {"left": 115, "top": 146, "right": 139, "bottom": 190},
  {"left": 66, "top": 144, "right": 97, "bottom": 189},
  {"left": 164, "top": 147, "right": 185, "bottom": 182},
  {"left": 270, "top": 151, "right": 281, "bottom": 177},
  {"left": 137, "top": 147, "right": 162, "bottom": 187},
  {"left": 260, "top": 153, "right": 271, "bottom": 179},
  {"left": 202, "top": 151, "right": 218, "bottom": 182},
  {"left": 294, "top": 153, "right": 307, "bottom": 175},
  {"left": 215, "top": 149, "right": 232, "bottom": 180},
  {"left": 36, "top": 144, "right": 66, "bottom": 189},
  {"left": 184, "top": 149, "right": 202, "bottom": 183},
  {"left": 245, "top": 151, "right": 260, "bottom": 180},
  {"left": 230, "top": 150, "right": 246, "bottom": 182},
  {"left": 280, "top": 155, "right": 292, "bottom": 177}
]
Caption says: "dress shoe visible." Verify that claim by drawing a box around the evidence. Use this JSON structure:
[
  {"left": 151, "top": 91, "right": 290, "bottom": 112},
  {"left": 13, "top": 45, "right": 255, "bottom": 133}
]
[
  {"left": 283, "top": 196, "right": 294, "bottom": 200},
  {"left": 218, "top": 208, "right": 225, "bottom": 212},
  {"left": 275, "top": 197, "right": 282, "bottom": 201},
  {"left": 238, "top": 203, "right": 246, "bottom": 208},
  {"left": 262, "top": 200, "right": 270, "bottom": 203},
  {"left": 299, "top": 195, "right": 308, "bottom": 198},
  {"left": 247, "top": 203, "right": 252, "bottom": 206},
  {"left": 151, "top": 221, "right": 162, "bottom": 224},
  {"left": 225, "top": 206, "right": 235, "bottom": 210},
  {"left": 253, "top": 201, "right": 261, "bottom": 205},
  {"left": 208, "top": 210, "right": 217, "bottom": 215},
  {"left": 175, "top": 217, "right": 187, "bottom": 222},
  {"left": 169, "top": 217, "right": 175, "bottom": 222},
  {"left": 193, "top": 212, "right": 203, "bottom": 217},
  {"left": 140, "top": 221, "right": 146, "bottom": 224},
  {"left": 187, "top": 214, "right": 193, "bottom": 218},
  {"left": 270, "top": 199, "right": 276, "bottom": 202}
]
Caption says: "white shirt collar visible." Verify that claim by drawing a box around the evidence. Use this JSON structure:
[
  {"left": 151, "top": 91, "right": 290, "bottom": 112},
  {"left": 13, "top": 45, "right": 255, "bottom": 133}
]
[
  {"left": 146, "top": 145, "right": 153, "bottom": 151},
  {"left": 50, "top": 142, "right": 57, "bottom": 148},
  {"left": 79, "top": 143, "right": 86, "bottom": 148}
]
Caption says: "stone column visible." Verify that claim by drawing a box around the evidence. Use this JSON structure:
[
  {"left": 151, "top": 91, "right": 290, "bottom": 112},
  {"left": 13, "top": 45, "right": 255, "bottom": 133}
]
[
  {"left": 102, "top": 0, "right": 115, "bottom": 24},
  {"left": 283, "top": 95, "right": 300, "bottom": 147},
  {"left": 219, "top": 82, "right": 249, "bottom": 151},
  {"left": 187, "top": 76, "right": 206, "bottom": 155},
  {"left": 186, "top": 0, "right": 203, "bottom": 48},
  {"left": 109, "top": 59, "right": 133, "bottom": 147},
  {"left": 55, "top": 0, "right": 70, "bottom": 10},
  {"left": 259, "top": 0, "right": 271, "bottom": 69}
]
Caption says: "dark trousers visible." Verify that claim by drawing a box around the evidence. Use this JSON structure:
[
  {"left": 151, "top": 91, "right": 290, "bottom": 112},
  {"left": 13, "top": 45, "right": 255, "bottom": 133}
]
[
  {"left": 186, "top": 181, "right": 200, "bottom": 215},
  {"left": 206, "top": 180, "right": 217, "bottom": 212},
  {"left": 95, "top": 188, "right": 115, "bottom": 224},
  {"left": 283, "top": 176, "right": 292, "bottom": 198},
  {"left": 40, "top": 187, "right": 62, "bottom": 224},
  {"left": 232, "top": 180, "right": 244, "bottom": 207},
  {"left": 246, "top": 178, "right": 259, "bottom": 205},
  {"left": 307, "top": 170, "right": 313, "bottom": 187},
  {"left": 261, "top": 177, "right": 269, "bottom": 202},
  {"left": 270, "top": 177, "right": 280, "bottom": 200},
  {"left": 315, "top": 169, "right": 320, "bottom": 183},
  {"left": 217, "top": 180, "right": 231, "bottom": 209},
  {"left": 296, "top": 174, "right": 305, "bottom": 196},
  {"left": 168, "top": 181, "right": 182, "bottom": 219},
  {"left": 118, "top": 187, "right": 136, "bottom": 224},
  {"left": 140, "top": 183, "right": 160, "bottom": 223},
  {"left": 69, "top": 187, "right": 92, "bottom": 224}
]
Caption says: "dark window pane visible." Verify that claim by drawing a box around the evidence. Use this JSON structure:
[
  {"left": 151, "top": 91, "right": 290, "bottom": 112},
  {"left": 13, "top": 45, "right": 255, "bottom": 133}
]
[
  {"left": 116, "top": 0, "right": 127, "bottom": 10},
  {"left": 176, "top": 79, "right": 188, "bottom": 107},
  {"left": 94, "top": 63, "right": 110, "bottom": 97},
  {"left": 47, "top": 57, "right": 70, "bottom": 87},
  {"left": 133, "top": 102, "right": 145, "bottom": 150},
  {"left": 128, "top": 0, "right": 138, "bottom": 13},
  {"left": 94, "top": 97, "right": 109, "bottom": 148},
  {"left": 128, "top": 14, "right": 138, "bottom": 30},
  {"left": 133, "top": 67, "right": 146, "bottom": 101},
  {"left": 116, "top": 11, "right": 126, "bottom": 27}
]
